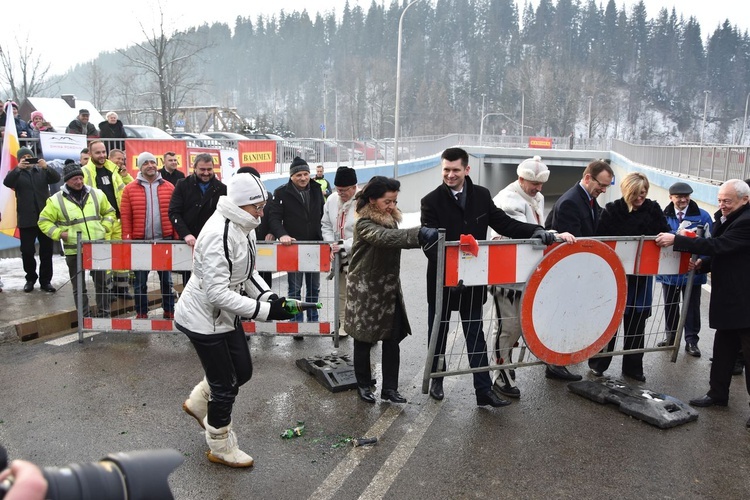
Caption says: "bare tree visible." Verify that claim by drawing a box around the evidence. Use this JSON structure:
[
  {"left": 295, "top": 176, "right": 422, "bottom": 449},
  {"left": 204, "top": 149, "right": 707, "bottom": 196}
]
[
  {"left": 0, "top": 39, "right": 60, "bottom": 101},
  {"left": 78, "top": 62, "right": 112, "bottom": 111},
  {"left": 116, "top": 9, "right": 208, "bottom": 130}
]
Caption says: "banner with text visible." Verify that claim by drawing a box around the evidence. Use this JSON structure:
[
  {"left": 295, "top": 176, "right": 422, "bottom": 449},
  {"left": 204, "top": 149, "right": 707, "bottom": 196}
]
[{"left": 238, "top": 140, "right": 276, "bottom": 173}]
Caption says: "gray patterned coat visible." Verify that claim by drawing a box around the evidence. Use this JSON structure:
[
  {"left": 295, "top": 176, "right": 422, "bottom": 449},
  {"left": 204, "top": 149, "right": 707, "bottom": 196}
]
[{"left": 344, "top": 204, "right": 420, "bottom": 343}]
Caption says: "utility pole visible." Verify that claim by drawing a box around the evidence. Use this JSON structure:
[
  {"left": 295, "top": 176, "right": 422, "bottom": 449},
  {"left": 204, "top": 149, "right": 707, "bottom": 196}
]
[{"left": 701, "top": 90, "right": 710, "bottom": 146}]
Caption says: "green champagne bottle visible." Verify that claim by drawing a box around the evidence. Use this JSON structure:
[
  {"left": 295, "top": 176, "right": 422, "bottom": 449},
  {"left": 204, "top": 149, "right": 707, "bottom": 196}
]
[{"left": 282, "top": 299, "right": 322, "bottom": 315}]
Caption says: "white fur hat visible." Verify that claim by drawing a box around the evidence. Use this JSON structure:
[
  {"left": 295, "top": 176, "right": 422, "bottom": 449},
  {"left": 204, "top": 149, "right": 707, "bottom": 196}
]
[
  {"left": 227, "top": 172, "right": 267, "bottom": 207},
  {"left": 517, "top": 156, "right": 550, "bottom": 183}
]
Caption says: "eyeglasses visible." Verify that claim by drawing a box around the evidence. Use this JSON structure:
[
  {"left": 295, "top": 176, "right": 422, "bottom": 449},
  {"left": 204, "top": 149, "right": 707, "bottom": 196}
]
[
  {"left": 591, "top": 176, "right": 610, "bottom": 189},
  {"left": 249, "top": 203, "right": 266, "bottom": 212}
]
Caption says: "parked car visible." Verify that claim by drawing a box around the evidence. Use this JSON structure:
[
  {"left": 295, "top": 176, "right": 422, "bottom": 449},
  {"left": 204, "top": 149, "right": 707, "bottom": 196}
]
[
  {"left": 313, "top": 140, "right": 349, "bottom": 162},
  {"left": 264, "top": 133, "right": 317, "bottom": 163},
  {"left": 352, "top": 141, "right": 383, "bottom": 161},
  {"left": 171, "top": 131, "right": 223, "bottom": 148},
  {"left": 204, "top": 131, "right": 251, "bottom": 149},
  {"left": 123, "top": 124, "right": 175, "bottom": 139}
]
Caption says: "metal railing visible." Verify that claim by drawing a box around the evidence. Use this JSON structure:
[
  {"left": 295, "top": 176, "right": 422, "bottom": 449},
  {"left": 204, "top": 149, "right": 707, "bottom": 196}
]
[{"left": 611, "top": 139, "right": 750, "bottom": 183}]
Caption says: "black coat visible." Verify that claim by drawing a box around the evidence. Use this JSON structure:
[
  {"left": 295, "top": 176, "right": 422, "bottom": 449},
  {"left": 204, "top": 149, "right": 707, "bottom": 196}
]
[
  {"left": 420, "top": 176, "right": 540, "bottom": 306},
  {"left": 267, "top": 181, "right": 324, "bottom": 241},
  {"left": 673, "top": 203, "right": 750, "bottom": 330},
  {"left": 98, "top": 120, "right": 126, "bottom": 150},
  {"left": 65, "top": 119, "right": 98, "bottom": 137},
  {"left": 3, "top": 165, "right": 60, "bottom": 228},
  {"left": 98, "top": 120, "right": 126, "bottom": 139},
  {"left": 168, "top": 174, "right": 226, "bottom": 239},
  {"left": 547, "top": 182, "right": 602, "bottom": 236},
  {"left": 595, "top": 198, "right": 670, "bottom": 237},
  {"left": 596, "top": 197, "right": 670, "bottom": 313}
]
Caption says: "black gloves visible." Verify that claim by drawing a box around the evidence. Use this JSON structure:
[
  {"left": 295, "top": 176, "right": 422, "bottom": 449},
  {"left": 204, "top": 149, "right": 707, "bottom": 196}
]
[
  {"left": 531, "top": 228, "right": 556, "bottom": 246},
  {"left": 267, "top": 296, "right": 295, "bottom": 321},
  {"left": 267, "top": 293, "right": 279, "bottom": 302},
  {"left": 419, "top": 227, "right": 439, "bottom": 260}
]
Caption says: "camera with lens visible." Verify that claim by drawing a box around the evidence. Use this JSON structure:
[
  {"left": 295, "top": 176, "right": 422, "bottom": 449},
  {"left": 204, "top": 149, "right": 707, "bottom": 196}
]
[{"left": 0, "top": 446, "right": 183, "bottom": 500}]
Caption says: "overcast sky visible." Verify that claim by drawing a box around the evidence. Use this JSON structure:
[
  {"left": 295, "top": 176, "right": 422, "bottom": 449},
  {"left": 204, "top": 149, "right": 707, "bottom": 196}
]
[{"left": 1, "top": 0, "right": 747, "bottom": 75}]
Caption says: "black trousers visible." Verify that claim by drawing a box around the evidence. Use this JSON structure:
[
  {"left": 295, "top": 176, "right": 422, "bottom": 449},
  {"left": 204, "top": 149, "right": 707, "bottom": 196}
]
[
  {"left": 708, "top": 327, "right": 750, "bottom": 402},
  {"left": 19, "top": 226, "right": 53, "bottom": 285},
  {"left": 588, "top": 310, "right": 649, "bottom": 376},
  {"left": 662, "top": 283, "right": 702, "bottom": 345},
  {"left": 353, "top": 299, "right": 404, "bottom": 391},
  {"left": 179, "top": 321, "right": 253, "bottom": 428},
  {"left": 427, "top": 287, "right": 492, "bottom": 393}
]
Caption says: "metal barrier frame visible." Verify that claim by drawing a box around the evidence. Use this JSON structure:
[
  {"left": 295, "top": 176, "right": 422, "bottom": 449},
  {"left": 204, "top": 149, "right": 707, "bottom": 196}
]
[
  {"left": 422, "top": 234, "right": 696, "bottom": 393},
  {"left": 75, "top": 238, "right": 342, "bottom": 345}
]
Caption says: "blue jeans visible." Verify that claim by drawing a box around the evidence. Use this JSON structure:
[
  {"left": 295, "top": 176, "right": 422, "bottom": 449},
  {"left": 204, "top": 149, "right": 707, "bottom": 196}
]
[
  {"left": 287, "top": 272, "right": 320, "bottom": 321},
  {"left": 133, "top": 270, "right": 174, "bottom": 315}
]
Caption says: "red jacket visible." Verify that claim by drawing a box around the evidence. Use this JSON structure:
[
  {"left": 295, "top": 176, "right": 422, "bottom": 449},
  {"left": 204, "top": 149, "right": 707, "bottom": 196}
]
[{"left": 121, "top": 177, "right": 175, "bottom": 240}]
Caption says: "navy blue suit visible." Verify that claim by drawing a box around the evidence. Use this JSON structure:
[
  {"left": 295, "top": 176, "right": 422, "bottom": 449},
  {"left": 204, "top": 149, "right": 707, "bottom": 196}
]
[{"left": 547, "top": 182, "right": 601, "bottom": 237}]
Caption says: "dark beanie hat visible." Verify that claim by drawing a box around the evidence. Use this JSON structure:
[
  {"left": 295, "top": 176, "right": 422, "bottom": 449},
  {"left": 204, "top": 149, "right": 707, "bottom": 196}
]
[
  {"left": 63, "top": 162, "right": 84, "bottom": 181},
  {"left": 289, "top": 156, "right": 310, "bottom": 176},
  {"left": 16, "top": 147, "right": 34, "bottom": 160},
  {"left": 334, "top": 166, "right": 357, "bottom": 187},
  {"left": 669, "top": 181, "right": 693, "bottom": 195}
]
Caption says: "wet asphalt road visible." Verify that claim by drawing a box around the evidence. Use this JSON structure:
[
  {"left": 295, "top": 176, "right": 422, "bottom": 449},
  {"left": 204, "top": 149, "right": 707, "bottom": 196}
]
[{"left": 1, "top": 249, "right": 749, "bottom": 499}]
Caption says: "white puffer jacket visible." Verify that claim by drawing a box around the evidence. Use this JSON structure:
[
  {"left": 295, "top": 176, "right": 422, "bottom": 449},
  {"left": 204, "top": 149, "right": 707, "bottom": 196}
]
[{"left": 175, "top": 197, "right": 275, "bottom": 334}]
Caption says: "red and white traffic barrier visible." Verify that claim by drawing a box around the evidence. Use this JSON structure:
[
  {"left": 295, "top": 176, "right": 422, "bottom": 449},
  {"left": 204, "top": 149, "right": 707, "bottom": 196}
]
[
  {"left": 84, "top": 317, "right": 332, "bottom": 335},
  {"left": 444, "top": 237, "right": 689, "bottom": 287}
]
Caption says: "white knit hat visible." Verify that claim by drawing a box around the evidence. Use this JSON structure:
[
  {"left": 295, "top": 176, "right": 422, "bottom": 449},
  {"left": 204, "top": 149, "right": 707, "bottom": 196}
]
[
  {"left": 137, "top": 151, "right": 157, "bottom": 169},
  {"left": 517, "top": 156, "right": 550, "bottom": 183},
  {"left": 227, "top": 172, "right": 267, "bottom": 207}
]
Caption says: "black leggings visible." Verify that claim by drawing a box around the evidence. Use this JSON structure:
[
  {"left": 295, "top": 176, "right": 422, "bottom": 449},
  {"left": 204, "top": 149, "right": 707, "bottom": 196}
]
[{"left": 178, "top": 321, "right": 252, "bottom": 428}]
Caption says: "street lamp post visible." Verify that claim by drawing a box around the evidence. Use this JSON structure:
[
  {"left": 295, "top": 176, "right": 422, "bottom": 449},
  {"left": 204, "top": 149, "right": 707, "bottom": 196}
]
[
  {"left": 394, "top": 0, "right": 419, "bottom": 178},
  {"left": 741, "top": 92, "right": 750, "bottom": 145},
  {"left": 520, "top": 92, "right": 525, "bottom": 138},
  {"left": 587, "top": 95, "right": 593, "bottom": 139},
  {"left": 479, "top": 94, "right": 486, "bottom": 144},
  {"left": 701, "top": 90, "right": 710, "bottom": 146},
  {"left": 480, "top": 93, "right": 486, "bottom": 136},
  {"left": 479, "top": 112, "right": 506, "bottom": 146}
]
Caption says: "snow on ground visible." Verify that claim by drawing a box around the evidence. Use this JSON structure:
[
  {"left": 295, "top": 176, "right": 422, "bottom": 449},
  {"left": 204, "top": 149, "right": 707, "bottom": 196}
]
[{"left": 0, "top": 255, "right": 70, "bottom": 292}]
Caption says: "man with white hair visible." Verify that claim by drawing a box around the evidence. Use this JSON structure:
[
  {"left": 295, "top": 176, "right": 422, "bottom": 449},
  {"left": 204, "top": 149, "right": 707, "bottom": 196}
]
[
  {"left": 656, "top": 179, "right": 750, "bottom": 428},
  {"left": 490, "top": 156, "right": 578, "bottom": 398},
  {"left": 321, "top": 166, "right": 358, "bottom": 337}
]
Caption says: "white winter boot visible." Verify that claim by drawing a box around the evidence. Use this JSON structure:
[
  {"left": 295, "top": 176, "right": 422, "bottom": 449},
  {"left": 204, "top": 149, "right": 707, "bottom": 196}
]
[
  {"left": 183, "top": 378, "right": 210, "bottom": 429},
  {"left": 204, "top": 418, "right": 254, "bottom": 468}
]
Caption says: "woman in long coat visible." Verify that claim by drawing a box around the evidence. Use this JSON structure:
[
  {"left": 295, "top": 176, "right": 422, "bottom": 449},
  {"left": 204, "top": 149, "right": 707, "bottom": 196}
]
[
  {"left": 590, "top": 172, "right": 670, "bottom": 381},
  {"left": 345, "top": 176, "right": 435, "bottom": 404}
]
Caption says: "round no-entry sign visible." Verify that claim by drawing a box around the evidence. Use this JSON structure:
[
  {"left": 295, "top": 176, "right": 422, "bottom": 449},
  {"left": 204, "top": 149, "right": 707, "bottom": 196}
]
[{"left": 520, "top": 239, "right": 626, "bottom": 365}]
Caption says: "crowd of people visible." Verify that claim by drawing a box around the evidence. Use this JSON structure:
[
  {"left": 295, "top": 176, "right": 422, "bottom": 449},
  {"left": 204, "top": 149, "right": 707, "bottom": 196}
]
[{"left": 2, "top": 130, "right": 749, "bottom": 474}]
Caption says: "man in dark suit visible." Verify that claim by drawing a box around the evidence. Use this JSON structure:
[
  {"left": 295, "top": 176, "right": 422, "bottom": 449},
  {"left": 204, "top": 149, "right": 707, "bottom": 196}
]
[
  {"left": 656, "top": 179, "right": 750, "bottom": 428},
  {"left": 267, "top": 157, "right": 325, "bottom": 322},
  {"left": 547, "top": 159, "right": 614, "bottom": 237},
  {"left": 545, "top": 158, "right": 614, "bottom": 379},
  {"left": 421, "top": 147, "right": 557, "bottom": 407}
]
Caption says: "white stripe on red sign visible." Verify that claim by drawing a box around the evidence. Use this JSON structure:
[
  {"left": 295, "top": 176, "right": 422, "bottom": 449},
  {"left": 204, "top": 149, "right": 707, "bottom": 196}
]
[
  {"left": 83, "top": 318, "right": 332, "bottom": 335},
  {"left": 445, "top": 237, "right": 689, "bottom": 287},
  {"left": 255, "top": 243, "right": 330, "bottom": 272},
  {"left": 83, "top": 242, "right": 193, "bottom": 271}
]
